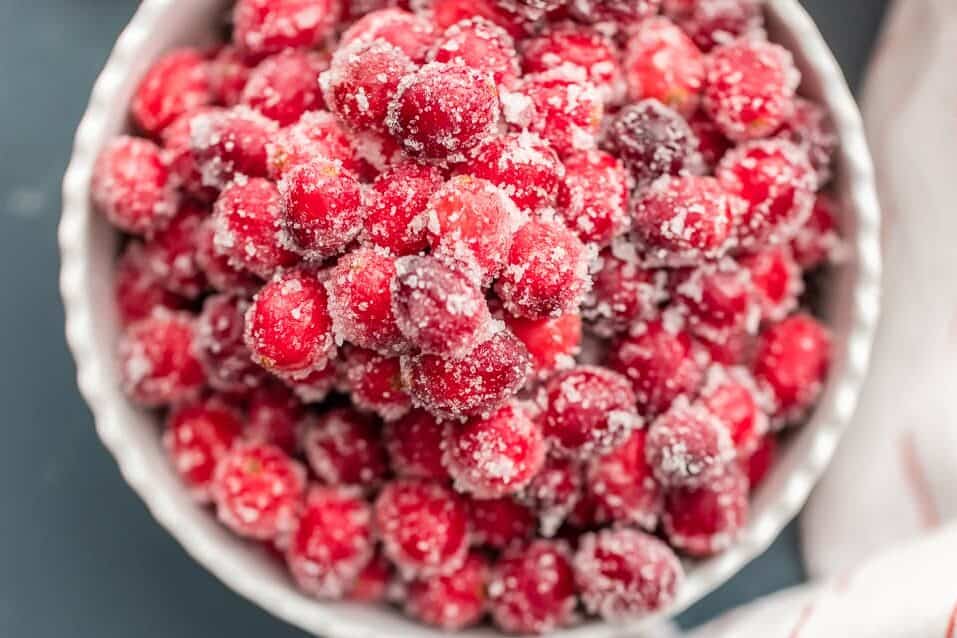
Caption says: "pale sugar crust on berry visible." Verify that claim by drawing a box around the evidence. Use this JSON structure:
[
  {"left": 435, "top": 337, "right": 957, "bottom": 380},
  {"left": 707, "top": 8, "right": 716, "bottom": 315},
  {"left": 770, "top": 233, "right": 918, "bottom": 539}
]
[
  {"left": 339, "top": 347, "right": 411, "bottom": 421},
  {"left": 429, "top": 17, "right": 520, "bottom": 87},
  {"left": 587, "top": 427, "right": 664, "bottom": 530},
  {"left": 340, "top": 8, "right": 437, "bottom": 63},
  {"left": 662, "top": 462, "right": 749, "bottom": 557},
  {"left": 301, "top": 407, "right": 389, "bottom": 488},
  {"left": 645, "top": 396, "right": 736, "bottom": 488}
]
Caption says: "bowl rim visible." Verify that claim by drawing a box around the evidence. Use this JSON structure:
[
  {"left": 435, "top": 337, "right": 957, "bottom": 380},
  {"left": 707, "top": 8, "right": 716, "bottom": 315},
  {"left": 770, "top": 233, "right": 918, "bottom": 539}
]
[{"left": 59, "top": 0, "right": 882, "bottom": 635}]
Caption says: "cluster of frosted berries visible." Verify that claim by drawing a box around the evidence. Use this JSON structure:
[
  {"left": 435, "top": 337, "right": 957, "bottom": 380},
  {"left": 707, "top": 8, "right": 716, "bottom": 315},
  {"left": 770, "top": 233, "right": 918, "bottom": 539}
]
[{"left": 94, "top": 0, "right": 841, "bottom": 632}]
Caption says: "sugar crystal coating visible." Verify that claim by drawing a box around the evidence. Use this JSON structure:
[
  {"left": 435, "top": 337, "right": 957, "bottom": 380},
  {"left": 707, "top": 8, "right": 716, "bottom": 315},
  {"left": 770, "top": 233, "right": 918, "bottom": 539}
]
[
  {"left": 584, "top": 245, "right": 667, "bottom": 336},
  {"left": 339, "top": 347, "right": 411, "bottom": 420},
  {"left": 608, "top": 99, "right": 702, "bottom": 188},
  {"left": 662, "top": 462, "right": 749, "bottom": 557},
  {"left": 246, "top": 380, "right": 305, "bottom": 454},
  {"left": 363, "top": 163, "right": 444, "bottom": 256},
  {"left": 240, "top": 49, "right": 328, "bottom": 126},
  {"left": 92, "top": 136, "right": 177, "bottom": 235},
  {"left": 623, "top": 17, "right": 705, "bottom": 118},
  {"left": 139, "top": 201, "right": 208, "bottom": 299},
  {"left": 569, "top": 0, "right": 662, "bottom": 26},
  {"left": 505, "top": 312, "right": 582, "bottom": 377},
  {"left": 521, "top": 455, "right": 583, "bottom": 537},
  {"left": 233, "top": 0, "right": 341, "bottom": 61},
  {"left": 522, "top": 67, "right": 604, "bottom": 158},
  {"left": 645, "top": 397, "right": 736, "bottom": 488},
  {"left": 196, "top": 293, "right": 265, "bottom": 394},
  {"left": 114, "top": 242, "right": 188, "bottom": 326},
  {"left": 739, "top": 245, "right": 804, "bottom": 323},
  {"left": 700, "top": 365, "right": 770, "bottom": 456},
  {"left": 404, "top": 552, "right": 489, "bottom": 631},
  {"left": 341, "top": 8, "right": 437, "bottom": 63},
  {"left": 384, "top": 408, "right": 451, "bottom": 480},
  {"left": 189, "top": 106, "right": 278, "bottom": 189},
  {"left": 194, "top": 216, "right": 263, "bottom": 295},
  {"left": 467, "top": 496, "right": 536, "bottom": 550},
  {"left": 522, "top": 24, "right": 625, "bottom": 104},
  {"left": 164, "top": 397, "right": 242, "bottom": 501},
  {"left": 267, "top": 110, "right": 363, "bottom": 180},
  {"left": 556, "top": 149, "right": 630, "bottom": 246},
  {"left": 587, "top": 428, "right": 663, "bottom": 530},
  {"left": 489, "top": 540, "right": 578, "bottom": 634},
  {"left": 301, "top": 407, "right": 389, "bottom": 488},
  {"left": 132, "top": 48, "right": 214, "bottom": 137},
  {"left": 429, "top": 17, "right": 520, "bottom": 86},
  {"left": 663, "top": 0, "right": 764, "bottom": 52}
]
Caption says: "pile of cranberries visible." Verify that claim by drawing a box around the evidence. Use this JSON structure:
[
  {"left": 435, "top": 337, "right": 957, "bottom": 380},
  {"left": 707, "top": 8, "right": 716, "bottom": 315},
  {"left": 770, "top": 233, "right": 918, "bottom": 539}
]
[{"left": 93, "top": 0, "right": 841, "bottom": 632}]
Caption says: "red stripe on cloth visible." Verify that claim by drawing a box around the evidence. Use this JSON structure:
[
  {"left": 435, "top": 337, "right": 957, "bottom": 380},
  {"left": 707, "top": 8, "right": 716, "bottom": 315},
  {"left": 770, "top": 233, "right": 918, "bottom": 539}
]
[
  {"left": 898, "top": 431, "right": 941, "bottom": 529},
  {"left": 946, "top": 599, "right": 957, "bottom": 638},
  {"left": 789, "top": 601, "right": 816, "bottom": 638}
]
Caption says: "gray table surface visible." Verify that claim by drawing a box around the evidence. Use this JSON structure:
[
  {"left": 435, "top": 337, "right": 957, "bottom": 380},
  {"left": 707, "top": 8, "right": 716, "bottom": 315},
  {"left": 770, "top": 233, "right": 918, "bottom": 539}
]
[{"left": 0, "top": 1, "right": 889, "bottom": 635}]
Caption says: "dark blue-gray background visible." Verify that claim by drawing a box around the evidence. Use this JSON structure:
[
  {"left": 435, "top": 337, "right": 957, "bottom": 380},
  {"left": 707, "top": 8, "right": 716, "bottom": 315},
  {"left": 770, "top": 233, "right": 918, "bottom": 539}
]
[{"left": 0, "top": 1, "right": 888, "bottom": 635}]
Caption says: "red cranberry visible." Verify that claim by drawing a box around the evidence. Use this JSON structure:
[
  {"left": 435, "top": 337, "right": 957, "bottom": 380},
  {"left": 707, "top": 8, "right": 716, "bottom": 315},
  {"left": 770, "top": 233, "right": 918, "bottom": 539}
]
[
  {"left": 233, "top": 0, "right": 341, "bottom": 61},
  {"left": 189, "top": 106, "right": 278, "bottom": 189},
  {"left": 718, "top": 139, "right": 817, "bottom": 247},
  {"left": 739, "top": 246, "right": 803, "bottom": 323},
  {"left": 209, "top": 46, "right": 253, "bottom": 107},
  {"left": 341, "top": 8, "right": 437, "bottom": 63},
  {"left": 704, "top": 39, "right": 800, "bottom": 142},
  {"left": 444, "top": 402, "right": 546, "bottom": 498},
  {"left": 321, "top": 39, "right": 415, "bottom": 135},
  {"left": 753, "top": 313, "right": 831, "bottom": 420},
  {"left": 212, "top": 177, "right": 298, "bottom": 279},
  {"left": 429, "top": 17, "right": 520, "bottom": 86},
  {"left": 244, "top": 268, "right": 335, "bottom": 377},
  {"left": 461, "top": 131, "right": 563, "bottom": 213},
  {"left": 278, "top": 160, "right": 365, "bottom": 260},
  {"left": 194, "top": 217, "right": 262, "bottom": 295},
  {"left": 521, "top": 455, "right": 582, "bottom": 536},
  {"left": 387, "top": 62, "right": 501, "bottom": 160},
  {"left": 671, "top": 259, "right": 758, "bottom": 344},
  {"left": 587, "top": 428, "right": 663, "bottom": 530},
  {"left": 384, "top": 409, "right": 450, "bottom": 480},
  {"left": 266, "top": 111, "right": 363, "bottom": 180},
  {"left": 391, "top": 255, "right": 493, "bottom": 357},
  {"left": 423, "top": 175, "right": 520, "bottom": 283},
  {"left": 663, "top": 0, "right": 764, "bottom": 52},
  {"left": 584, "top": 247, "right": 666, "bottom": 336},
  {"left": 162, "top": 108, "right": 220, "bottom": 203},
  {"left": 402, "top": 329, "right": 531, "bottom": 420},
  {"left": 632, "top": 175, "right": 740, "bottom": 265},
  {"left": 164, "top": 397, "right": 242, "bottom": 501},
  {"left": 745, "top": 434, "right": 777, "bottom": 489},
  {"left": 645, "top": 397, "right": 736, "bottom": 488},
  {"left": 467, "top": 496, "right": 536, "bottom": 549},
  {"left": 286, "top": 486, "right": 375, "bottom": 599},
  {"left": 608, "top": 100, "right": 702, "bottom": 188},
  {"left": 574, "top": 528, "right": 683, "bottom": 621},
  {"left": 114, "top": 242, "right": 188, "bottom": 326},
  {"left": 240, "top": 50, "right": 328, "bottom": 126},
  {"left": 211, "top": 442, "right": 307, "bottom": 540},
  {"left": 374, "top": 479, "right": 470, "bottom": 577},
  {"left": 790, "top": 193, "right": 843, "bottom": 269},
  {"left": 504, "top": 312, "right": 581, "bottom": 377},
  {"left": 495, "top": 218, "right": 591, "bottom": 320},
  {"left": 246, "top": 381, "right": 305, "bottom": 454},
  {"left": 628, "top": 34, "right": 703, "bottom": 134},
  {"left": 432, "top": 0, "right": 528, "bottom": 40},
  {"left": 404, "top": 552, "right": 489, "bottom": 631},
  {"left": 556, "top": 150, "right": 630, "bottom": 246},
  {"left": 608, "top": 318, "right": 709, "bottom": 416},
  {"left": 489, "top": 540, "right": 578, "bottom": 634},
  {"left": 523, "top": 68, "right": 603, "bottom": 158},
  {"left": 140, "top": 202, "right": 208, "bottom": 299},
  {"left": 700, "top": 366, "right": 769, "bottom": 456},
  {"left": 776, "top": 97, "right": 837, "bottom": 185},
  {"left": 347, "top": 548, "right": 393, "bottom": 603},
  {"left": 301, "top": 407, "right": 389, "bottom": 488},
  {"left": 363, "top": 163, "right": 444, "bottom": 256},
  {"left": 663, "top": 462, "right": 749, "bottom": 557},
  {"left": 196, "top": 293, "right": 264, "bottom": 394},
  {"left": 544, "top": 366, "right": 642, "bottom": 457},
  {"left": 522, "top": 25, "right": 624, "bottom": 104},
  {"left": 495, "top": 0, "right": 566, "bottom": 21},
  {"left": 569, "top": 0, "right": 662, "bottom": 26},
  {"left": 118, "top": 310, "right": 205, "bottom": 406},
  {"left": 340, "top": 347, "right": 411, "bottom": 420},
  {"left": 92, "top": 136, "right": 177, "bottom": 235},
  {"left": 131, "top": 48, "right": 214, "bottom": 137}
]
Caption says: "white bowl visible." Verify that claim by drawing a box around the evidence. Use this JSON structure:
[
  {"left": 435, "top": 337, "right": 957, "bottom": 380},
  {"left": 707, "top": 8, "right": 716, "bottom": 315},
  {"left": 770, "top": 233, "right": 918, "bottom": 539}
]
[{"left": 60, "top": 1, "right": 881, "bottom": 636}]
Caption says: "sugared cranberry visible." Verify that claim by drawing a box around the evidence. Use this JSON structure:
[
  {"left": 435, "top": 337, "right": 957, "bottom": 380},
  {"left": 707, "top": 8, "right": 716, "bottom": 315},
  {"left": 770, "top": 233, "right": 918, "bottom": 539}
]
[
  {"left": 468, "top": 496, "right": 536, "bottom": 549},
  {"left": 489, "top": 540, "right": 578, "bottom": 634},
  {"left": 321, "top": 39, "right": 415, "bottom": 135},
  {"left": 495, "top": 218, "right": 591, "bottom": 320},
  {"left": 162, "top": 107, "right": 220, "bottom": 203},
  {"left": 790, "top": 193, "right": 843, "bottom": 269},
  {"left": 114, "top": 242, "right": 188, "bottom": 326},
  {"left": 131, "top": 49, "right": 214, "bottom": 137},
  {"left": 544, "top": 366, "right": 642, "bottom": 457},
  {"left": 374, "top": 479, "right": 470, "bottom": 577},
  {"left": 623, "top": 18, "right": 705, "bottom": 118},
  {"left": 246, "top": 381, "right": 305, "bottom": 454},
  {"left": 405, "top": 552, "right": 489, "bottom": 631},
  {"left": 663, "top": 0, "right": 764, "bottom": 52},
  {"left": 689, "top": 109, "right": 733, "bottom": 168},
  {"left": 704, "top": 39, "right": 800, "bottom": 142},
  {"left": 556, "top": 150, "right": 630, "bottom": 246},
  {"left": 240, "top": 49, "right": 327, "bottom": 126},
  {"left": 140, "top": 202, "right": 208, "bottom": 299},
  {"left": 444, "top": 402, "right": 545, "bottom": 498},
  {"left": 282, "top": 363, "right": 338, "bottom": 404},
  {"left": 278, "top": 160, "right": 365, "bottom": 260},
  {"left": 196, "top": 293, "right": 264, "bottom": 393},
  {"left": 574, "top": 528, "right": 683, "bottom": 621},
  {"left": 776, "top": 97, "right": 837, "bottom": 185},
  {"left": 244, "top": 268, "right": 335, "bottom": 377},
  {"left": 645, "top": 397, "right": 735, "bottom": 488},
  {"left": 422, "top": 175, "right": 520, "bottom": 283},
  {"left": 700, "top": 366, "right": 769, "bottom": 455},
  {"left": 745, "top": 434, "right": 777, "bottom": 489},
  {"left": 209, "top": 46, "right": 253, "bottom": 107},
  {"left": 301, "top": 407, "right": 389, "bottom": 488},
  {"left": 672, "top": 259, "right": 757, "bottom": 343},
  {"left": 430, "top": 18, "right": 520, "bottom": 86},
  {"left": 340, "top": 347, "right": 411, "bottom": 420},
  {"left": 341, "top": 8, "right": 437, "bottom": 63},
  {"left": 119, "top": 310, "right": 205, "bottom": 406},
  {"left": 523, "top": 68, "right": 603, "bottom": 158},
  {"left": 587, "top": 428, "right": 663, "bottom": 530},
  {"left": 739, "top": 246, "right": 803, "bottom": 322},
  {"left": 189, "top": 106, "right": 277, "bottom": 189},
  {"left": 461, "top": 131, "right": 563, "bottom": 213},
  {"left": 233, "top": 0, "right": 341, "bottom": 61},
  {"left": 632, "top": 175, "right": 740, "bottom": 265},
  {"left": 522, "top": 25, "right": 624, "bottom": 104},
  {"left": 391, "top": 255, "right": 493, "bottom": 357},
  {"left": 402, "top": 329, "right": 531, "bottom": 420},
  {"left": 211, "top": 442, "right": 306, "bottom": 539},
  {"left": 504, "top": 312, "right": 581, "bottom": 377},
  {"left": 92, "top": 136, "right": 177, "bottom": 235},
  {"left": 363, "top": 163, "right": 444, "bottom": 256},
  {"left": 432, "top": 0, "right": 528, "bottom": 40},
  {"left": 267, "top": 112, "right": 363, "bottom": 180},
  {"left": 286, "top": 486, "right": 375, "bottom": 598},
  {"left": 347, "top": 548, "right": 393, "bottom": 603},
  {"left": 753, "top": 313, "right": 831, "bottom": 420},
  {"left": 495, "top": 0, "right": 566, "bottom": 21},
  {"left": 608, "top": 318, "right": 709, "bottom": 416},
  {"left": 569, "top": 0, "right": 662, "bottom": 26},
  {"left": 212, "top": 178, "right": 298, "bottom": 279},
  {"left": 584, "top": 246, "right": 666, "bottom": 336},
  {"left": 164, "top": 397, "right": 242, "bottom": 501},
  {"left": 662, "top": 462, "right": 749, "bottom": 557},
  {"left": 522, "top": 455, "right": 582, "bottom": 536},
  {"left": 326, "top": 248, "right": 407, "bottom": 354},
  {"left": 384, "top": 409, "right": 450, "bottom": 480},
  {"left": 194, "top": 217, "right": 262, "bottom": 295},
  {"left": 718, "top": 139, "right": 817, "bottom": 247},
  {"left": 387, "top": 62, "right": 500, "bottom": 160},
  {"left": 608, "top": 100, "right": 702, "bottom": 188}
]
